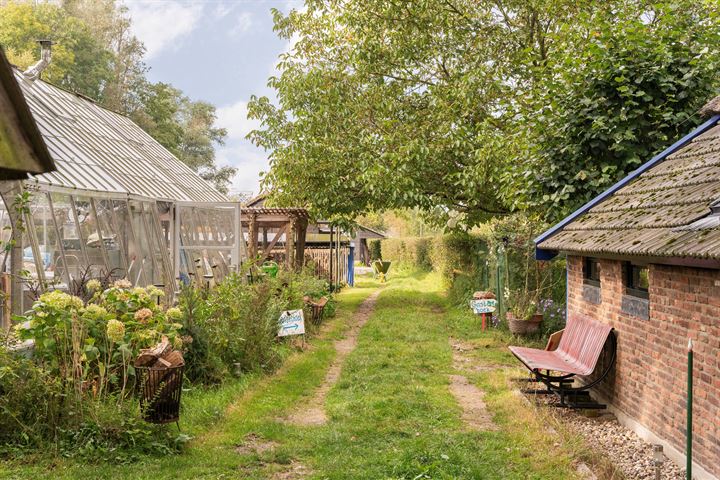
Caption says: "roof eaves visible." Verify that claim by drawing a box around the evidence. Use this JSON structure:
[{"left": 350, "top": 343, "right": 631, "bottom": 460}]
[
  {"left": 534, "top": 114, "right": 720, "bottom": 260},
  {"left": 0, "top": 49, "right": 55, "bottom": 177}
]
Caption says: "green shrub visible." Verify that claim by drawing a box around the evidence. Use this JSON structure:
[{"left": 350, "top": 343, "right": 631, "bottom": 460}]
[
  {"left": 57, "top": 400, "right": 185, "bottom": 463},
  {"left": 177, "top": 284, "right": 226, "bottom": 385},
  {"left": 185, "top": 266, "right": 333, "bottom": 376},
  {"left": 0, "top": 348, "right": 62, "bottom": 448},
  {"left": 369, "top": 239, "right": 382, "bottom": 261}
]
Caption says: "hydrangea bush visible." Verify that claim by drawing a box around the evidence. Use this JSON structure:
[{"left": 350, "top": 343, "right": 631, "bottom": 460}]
[{"left": 16, "top": 280, "right": 182, "bottom": 401}]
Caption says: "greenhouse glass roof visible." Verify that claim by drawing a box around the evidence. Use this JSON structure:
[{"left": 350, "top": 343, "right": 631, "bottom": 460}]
[{"left": 13, "top": 71, "right": 227, "bottom": 203}]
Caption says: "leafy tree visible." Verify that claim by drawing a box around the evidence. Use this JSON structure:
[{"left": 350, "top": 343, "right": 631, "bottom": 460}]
[
  {"left": 0, "top": 1, "right": 113, "bottom": 100},
  {"left": 250, "top": 0, "right": 720, "bottom": 225},
  {"left": 63, "top": 0, "right": 147, "bottom": 114},
  {"left": 176, "top": 100, "right": 234, "bottom": 194},
  {"left": 511, "top": 2, "right": 720, "bottom": 221},
  {"left": 248, "top": 0, "right": 584, "bottom": 224},
  {"left": 132, "top": 82, "right": 185, "bottom": 154},
  {"left": 133, "top": 83, "right": 235, "bottom": 193}
]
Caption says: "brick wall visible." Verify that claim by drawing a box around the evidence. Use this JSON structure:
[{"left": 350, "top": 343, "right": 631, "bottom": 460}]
[{"left": 567, "top": 256, "right": 720, "bottom": 475}]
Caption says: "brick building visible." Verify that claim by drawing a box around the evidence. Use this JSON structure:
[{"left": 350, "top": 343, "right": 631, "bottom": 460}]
[{"left": 536, "top": 100, "right": 720, "bottom": 479}]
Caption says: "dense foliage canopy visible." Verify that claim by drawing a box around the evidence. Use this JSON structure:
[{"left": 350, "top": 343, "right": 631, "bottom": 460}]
[
  {"left": 250, "top": 0, "right": 720, "bottom": 225},
  {"left": 0, "top": 0, "right": 235, "bottom": 193}
]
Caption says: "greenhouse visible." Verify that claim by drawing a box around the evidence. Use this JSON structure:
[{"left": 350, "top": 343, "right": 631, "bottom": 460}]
[{"left": 0, "top": 68, "right": 243, "bottom": 323}]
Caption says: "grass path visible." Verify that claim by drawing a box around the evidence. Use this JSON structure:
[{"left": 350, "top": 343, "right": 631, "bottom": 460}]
[{"left": 2, "top": 272, "right": 601, "bottom": 479}]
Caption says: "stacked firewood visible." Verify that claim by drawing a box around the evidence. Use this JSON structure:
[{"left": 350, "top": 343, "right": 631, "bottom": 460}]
[
  {"left": 134, "top": 336, "right": 185, "bottom": 423},
  {"left": 134, "top": 336, "right": 184, "bottom": 370}
]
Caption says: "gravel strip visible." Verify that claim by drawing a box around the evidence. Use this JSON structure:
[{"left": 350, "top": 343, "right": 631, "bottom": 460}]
[{"left": 550, "top": 401, "right": 686, "bottom": 479}]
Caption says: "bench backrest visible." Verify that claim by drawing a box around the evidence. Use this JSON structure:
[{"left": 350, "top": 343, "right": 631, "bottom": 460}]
[{"left": 556, "top": 312, "right": 613, "bottom": 374}]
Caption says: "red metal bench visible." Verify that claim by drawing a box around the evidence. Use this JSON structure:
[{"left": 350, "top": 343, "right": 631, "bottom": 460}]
[{"left": 509, "top": 312, "right": 616, "bottom": 409}]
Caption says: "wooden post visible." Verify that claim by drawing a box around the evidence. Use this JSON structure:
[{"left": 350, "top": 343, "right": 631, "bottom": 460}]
[
  {"left": 249, "top": 213, "right": 258, "bottom": 260},
  {"left": 1, "top": 182, "right": 26, "bottom": 318},
  {"left": 294, "top": 217, "right": 307, "bottom": 271},
  {"left": 329, "top": 225, "right": 334, "bottom": 287},
  {"left": 285, "top": 220, "right": 295, "bottom": 269}
]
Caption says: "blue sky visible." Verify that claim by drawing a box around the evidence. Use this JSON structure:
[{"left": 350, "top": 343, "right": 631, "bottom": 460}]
[{"left": 123, "top": 0, "right": 304, "bottom": 196}]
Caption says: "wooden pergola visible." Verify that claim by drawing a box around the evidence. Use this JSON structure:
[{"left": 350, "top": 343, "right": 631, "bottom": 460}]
[{"left": 242, "top": 207, "right": 309, "bottom": 269}]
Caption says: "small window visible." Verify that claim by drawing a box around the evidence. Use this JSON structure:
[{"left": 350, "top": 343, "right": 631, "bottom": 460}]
[
  {"left": 583, "top": 257, "right": 600, "bottom": 287},
  {"left": 625, "top": 263, "right": 649, "bottom": 299}
]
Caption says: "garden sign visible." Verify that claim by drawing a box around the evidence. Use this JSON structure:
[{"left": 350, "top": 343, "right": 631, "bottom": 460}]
[
  {"left": 278, "top": 309, "right": 305, "bottom": 337},
  {"left": 470, "top": 299, "right": 497, "bottom": 314}
]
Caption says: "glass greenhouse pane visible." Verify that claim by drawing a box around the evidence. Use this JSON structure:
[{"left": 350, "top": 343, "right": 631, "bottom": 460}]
[
  {"left": 25, "top": 192, "right": 72, "bottom": 288},
  {"left": 73, "top": 195, "right": 108, "bottom": 274},
  {"left": 94, "top": 198, "right": 127, "bottom": 278},
  {"left": 48, "top": 193, "right": 85, "bottom": 283},
  {"left": 113, "top": 200, "right": 147, "bottom": 286},
  {"left": 0, "top": 202, "right": 12, "bottom": 247}
]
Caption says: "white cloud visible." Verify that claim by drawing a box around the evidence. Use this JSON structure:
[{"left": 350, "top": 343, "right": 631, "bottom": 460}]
[
  {"left": 213, "top": 3, "right": 233, "bottom": 19},
  {"left": 215, "top": 141, "right": 268, "bottom": 195},
  {"left": 123, "top": 0, "right": 203, "bottom": 59},
  {"left": 230, "top": 12, "right": 254, "bottom": 37},
  {"left": 215, "top": 100, "right": 260, "bottom": 141}
]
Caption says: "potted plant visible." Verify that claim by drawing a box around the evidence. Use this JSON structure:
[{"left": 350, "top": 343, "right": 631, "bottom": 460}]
[{"left": 505, "top": 289, "right": 543, "bottom": 335}]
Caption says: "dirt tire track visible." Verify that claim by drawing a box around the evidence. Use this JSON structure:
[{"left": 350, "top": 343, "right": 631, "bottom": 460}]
[
  {"left": 448, "top": 338, "right": 498, "bottom": 431},
  {"left": 285, "top": 289, "right": 382, "bottom": 426}
]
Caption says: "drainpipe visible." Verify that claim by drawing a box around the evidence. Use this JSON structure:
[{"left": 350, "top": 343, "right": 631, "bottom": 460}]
[{"left": 23, "top": 40, "right": 52, "bottom": 81}]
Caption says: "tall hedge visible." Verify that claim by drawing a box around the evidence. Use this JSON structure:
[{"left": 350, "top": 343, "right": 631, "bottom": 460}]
[
  {"left": 377, "top": 237, "right": 434, "bottom": 270},
  {"left": 376, "top": 214, "right": 566, "bottom": 308}
]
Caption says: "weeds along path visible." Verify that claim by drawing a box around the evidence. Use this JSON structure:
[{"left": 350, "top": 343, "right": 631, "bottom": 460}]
[{"left": 285, "top": 289, "right": 382, "bottom": 426}]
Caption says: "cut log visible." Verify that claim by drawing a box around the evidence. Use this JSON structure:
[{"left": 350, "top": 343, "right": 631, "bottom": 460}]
[
  {"left": 152, "top": 357, "right": 172, "bottom": 369},
  {"left": 134, "top": 335, "right": 171, "bottom": 367},
  {"left": 161, "top": 350, "right": 185, "bottom": 367}
]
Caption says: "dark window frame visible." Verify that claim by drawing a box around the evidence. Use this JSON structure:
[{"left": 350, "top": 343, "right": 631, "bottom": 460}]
[
  {"left": 583, "top": 257, "right": 601, "bottom": 287},
  {"left": 624, "top": 262, "right": 649, "bottom": 299}
]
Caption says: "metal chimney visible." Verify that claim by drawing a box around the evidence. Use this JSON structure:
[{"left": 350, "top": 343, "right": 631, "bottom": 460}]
[{"left": 22, "top": 40, "right": 52, "bottom": 81}]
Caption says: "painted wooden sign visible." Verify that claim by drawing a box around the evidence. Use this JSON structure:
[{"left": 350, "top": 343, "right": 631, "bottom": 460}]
[
  {"left": 278, "top": 309, "right": 306, "bottom": 337},
  {"left": 470, "top": 299, "right": 497, "bottom": 314}
]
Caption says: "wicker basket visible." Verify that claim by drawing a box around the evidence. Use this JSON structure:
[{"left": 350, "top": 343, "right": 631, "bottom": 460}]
[{"left": 137, "top": 364, "right": 184, "bottom": 424}]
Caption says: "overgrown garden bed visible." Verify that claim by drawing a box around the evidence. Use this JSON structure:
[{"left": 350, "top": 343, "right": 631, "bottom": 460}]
[{"left": 0, "top": 264, "right": 336, "bottom": 463}]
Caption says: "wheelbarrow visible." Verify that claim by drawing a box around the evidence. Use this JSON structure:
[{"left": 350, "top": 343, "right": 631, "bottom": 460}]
[{"left": 372, "top": 260, "right": 391, "bottom": 282}]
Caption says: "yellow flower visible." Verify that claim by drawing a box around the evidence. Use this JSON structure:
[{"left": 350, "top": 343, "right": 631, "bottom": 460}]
[
  {"left": 39, "top": 290, "right": 84, "bottom": 311},
  {"left": 86, "top": 279, "right": 102, "bottom": 293},
  {"left": 147, "top": 286, "right": 165, "bottom": 298},
  {"left": 166, "top": 307, "right": 183, "bottom": 321},
  {"left": 84, "top": 304, "right": 108, "bottom": 320},
  {"left": 106, "top": 319, "right": 125, "bottom": 343}
]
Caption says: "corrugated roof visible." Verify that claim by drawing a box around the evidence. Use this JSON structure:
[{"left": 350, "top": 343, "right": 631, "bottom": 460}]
[
  {"left": 14, "top": 71, "right": 226, "bottom": 203},
  {"left": 539, "top": 122, "right": 720, "bottom": 259}
]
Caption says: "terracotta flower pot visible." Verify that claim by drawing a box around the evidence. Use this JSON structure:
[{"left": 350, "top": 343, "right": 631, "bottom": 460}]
[
  {"left": 525, "top": 314, "right": 544, "bottom": 334},
  {"left": 507, "top": 312, "right": 543, "bottom": 335},
  {"left": 507, "top": 312, "right": 528, "bottom": 335}
]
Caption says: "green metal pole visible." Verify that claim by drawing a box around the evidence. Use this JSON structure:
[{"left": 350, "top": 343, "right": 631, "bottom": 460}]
[
  {"left": 687, "top": 338, "right": 693, "bottom": 480},
  {"left": 496, "top": 245, "right": 505, "bottom": 321}
]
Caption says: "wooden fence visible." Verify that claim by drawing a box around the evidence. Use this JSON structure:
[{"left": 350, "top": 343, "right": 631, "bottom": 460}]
[{"left": 305, "top": 246, "right": 350, "bottom": 287}]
